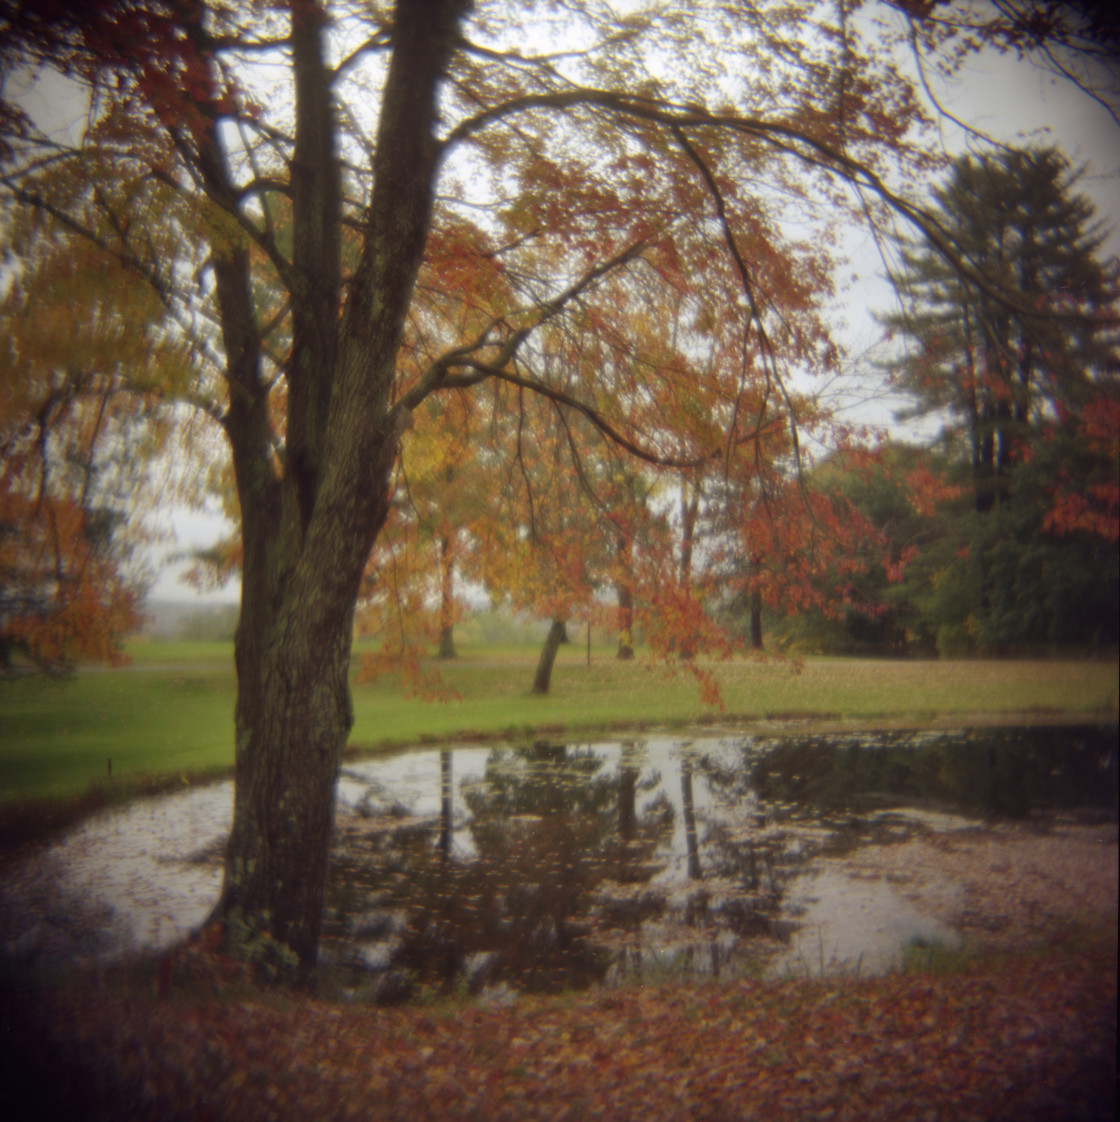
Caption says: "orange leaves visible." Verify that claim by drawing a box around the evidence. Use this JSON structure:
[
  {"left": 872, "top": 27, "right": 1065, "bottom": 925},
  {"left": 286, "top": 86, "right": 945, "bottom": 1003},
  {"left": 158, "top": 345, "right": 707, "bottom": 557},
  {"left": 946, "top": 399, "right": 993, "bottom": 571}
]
[
  {"left": 1044, "top": 487, "right": 1120, "bottom": 542},
  {"left": 13, "top": 942, "right": 1117, "bottom": 1122},
  {"left": 0, "top": 487, "right": 144, "bottom": 669},
  {"left": 0, "top": 227, "right": 173, "bottom": 671},
  {"left": 904, "top": 463, "right": 963, "bottom": 519}
]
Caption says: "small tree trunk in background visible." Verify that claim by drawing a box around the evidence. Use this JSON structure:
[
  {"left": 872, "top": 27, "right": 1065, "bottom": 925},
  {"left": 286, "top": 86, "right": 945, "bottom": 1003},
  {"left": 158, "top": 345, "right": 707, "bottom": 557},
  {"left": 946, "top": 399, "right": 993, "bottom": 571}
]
[
  {"left": 532, "top": 618, "right": 568, "bottom": 695},
  {"left": 616, "top": 529, "right": 635, "bottom": 659},
  {"left": 679, "top": 482, "right": 699, "bottom": 585},
  {"left": 617, "top": 581, "right": 635, "bottom": 659},
  {"left": 749, "top": 586, "right": 763, "bottom": 651},
  {"left": 437, "top": 533, "right": 457, "bottom": 659}
]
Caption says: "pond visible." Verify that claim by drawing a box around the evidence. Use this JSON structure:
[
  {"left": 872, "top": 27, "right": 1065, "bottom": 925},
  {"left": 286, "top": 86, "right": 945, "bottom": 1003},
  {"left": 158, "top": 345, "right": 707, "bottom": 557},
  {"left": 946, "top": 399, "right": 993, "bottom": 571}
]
[{"left": 2, "top": 723, "right": 1115, "bottom": 1000}]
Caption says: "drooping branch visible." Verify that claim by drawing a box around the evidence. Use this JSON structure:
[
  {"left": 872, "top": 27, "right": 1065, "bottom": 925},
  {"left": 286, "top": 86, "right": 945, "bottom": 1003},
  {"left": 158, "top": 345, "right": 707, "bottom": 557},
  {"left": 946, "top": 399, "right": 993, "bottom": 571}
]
[
  {"left": 451, "top": 362, "right": 706, "bottom": 469},
  {"left": 670, "top": 126, "right": 805, "bottom": 479},
  {"left": 444, "top": 86, "right": 1108, "bottom": 329}
]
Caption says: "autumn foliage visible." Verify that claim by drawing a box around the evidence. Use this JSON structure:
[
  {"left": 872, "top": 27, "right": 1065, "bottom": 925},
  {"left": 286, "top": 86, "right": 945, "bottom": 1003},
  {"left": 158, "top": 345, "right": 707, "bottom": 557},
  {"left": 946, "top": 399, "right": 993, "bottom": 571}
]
[
  {"left": 0, "top": 235, "right": 183, "bottom": 671},
  {"left": 4, "top": 938, "right": 1114, "bottom": 1122},
  {"left": 3, "top": 0, "right": 1116, "bottom": 973}
]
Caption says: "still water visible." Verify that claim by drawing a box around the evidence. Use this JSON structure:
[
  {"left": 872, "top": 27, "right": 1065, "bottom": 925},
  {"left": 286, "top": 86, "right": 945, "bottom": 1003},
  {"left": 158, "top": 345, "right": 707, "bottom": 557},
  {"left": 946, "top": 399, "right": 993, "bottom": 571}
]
[
  {"left": 322, "top": 724, "right": 1117, "bottom": 999},
  {"left": 2, "top": 724, "right": 1115, "bottom": 997}
]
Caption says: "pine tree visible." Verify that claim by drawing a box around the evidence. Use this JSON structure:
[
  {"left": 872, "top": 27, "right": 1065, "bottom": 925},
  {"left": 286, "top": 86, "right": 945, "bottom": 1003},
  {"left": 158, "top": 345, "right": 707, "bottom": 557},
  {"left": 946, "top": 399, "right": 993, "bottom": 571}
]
[
  {"left": 882, "top": 147, "right": 1118, "bottom": 513},
  {"left": 880, "top": 147, "right": 1119, "bottom": 652}
]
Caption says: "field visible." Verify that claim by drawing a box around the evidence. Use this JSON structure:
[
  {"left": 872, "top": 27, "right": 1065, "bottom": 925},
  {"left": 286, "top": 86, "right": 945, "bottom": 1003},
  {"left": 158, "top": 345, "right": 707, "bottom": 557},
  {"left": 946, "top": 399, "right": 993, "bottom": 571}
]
[{"left": 1, "top": 639, "right": 1116, "bottom": 805}]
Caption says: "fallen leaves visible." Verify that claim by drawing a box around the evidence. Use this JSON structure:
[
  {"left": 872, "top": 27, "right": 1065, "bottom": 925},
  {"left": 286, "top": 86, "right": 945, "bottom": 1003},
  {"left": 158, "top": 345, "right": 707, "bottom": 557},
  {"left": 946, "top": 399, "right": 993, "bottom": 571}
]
[
  {"left": 830, "top": 822, "right": 1118, "bottom": 946},
  {"left": 2, "top": 937, "right": 1115, "bottom": 1121}
]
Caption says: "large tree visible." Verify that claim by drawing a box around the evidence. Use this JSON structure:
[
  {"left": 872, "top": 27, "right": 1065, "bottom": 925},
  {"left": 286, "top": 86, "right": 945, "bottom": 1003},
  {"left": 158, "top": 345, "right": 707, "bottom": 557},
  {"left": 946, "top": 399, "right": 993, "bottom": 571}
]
[
  {"left": 0, "top": 0, "right": 1045, "bottom": 977},
  {"left": 879, "top": 147, "right": 1119, "bottom": 652}
]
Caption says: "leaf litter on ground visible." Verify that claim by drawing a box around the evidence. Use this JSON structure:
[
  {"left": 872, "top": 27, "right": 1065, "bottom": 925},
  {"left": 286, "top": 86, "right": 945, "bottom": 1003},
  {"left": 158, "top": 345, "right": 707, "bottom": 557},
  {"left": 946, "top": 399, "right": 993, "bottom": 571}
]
[
  {"left": 2, "top": 801, "right": 1116, "bottom": 1119},
  {"left": 2, "top": 929, "right": 1115, "bottom": 1121}
]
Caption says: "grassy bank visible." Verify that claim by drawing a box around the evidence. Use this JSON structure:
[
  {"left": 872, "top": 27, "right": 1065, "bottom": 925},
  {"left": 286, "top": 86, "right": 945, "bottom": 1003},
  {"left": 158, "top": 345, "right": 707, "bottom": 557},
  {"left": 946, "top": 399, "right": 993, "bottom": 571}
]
[{"left": 1, "top": 640, "right": 1116, "bottom": 808}]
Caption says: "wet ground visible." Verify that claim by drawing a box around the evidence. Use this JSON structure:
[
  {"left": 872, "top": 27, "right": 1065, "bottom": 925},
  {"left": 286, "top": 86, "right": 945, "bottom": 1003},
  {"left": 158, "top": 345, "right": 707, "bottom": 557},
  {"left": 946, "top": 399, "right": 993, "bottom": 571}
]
[{"left": 1, "top": 725, "right": 1116, "bottom": 1000}]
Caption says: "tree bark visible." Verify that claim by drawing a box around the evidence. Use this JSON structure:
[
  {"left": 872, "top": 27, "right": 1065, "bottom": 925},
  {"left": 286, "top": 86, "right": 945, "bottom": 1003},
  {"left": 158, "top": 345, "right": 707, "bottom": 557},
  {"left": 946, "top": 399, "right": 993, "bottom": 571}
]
[
  {"left": 208, "top": 0, "right": 470, "bottom": 980},
  {"left": 532, "top": 618, "right": 568, "bottom": 695},
  {"left": 218, "top": 599, "right": 358, "bottom": 978},
  {"left": 616, "top": 580, "right": 635, "bottom": 660},
  {"left": 616, "top": 530, "right": 635, "bottom": 660}
]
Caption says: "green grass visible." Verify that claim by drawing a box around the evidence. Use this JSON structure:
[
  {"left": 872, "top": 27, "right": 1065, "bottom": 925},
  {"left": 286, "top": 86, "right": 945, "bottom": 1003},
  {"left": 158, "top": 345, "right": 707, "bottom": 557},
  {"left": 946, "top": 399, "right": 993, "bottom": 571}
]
[
  {"left": 1, "top": 639, "right": 1116, "bottom": 812},
  {"left": 0, "top": 662, "right": 235, "bottom": 797}
]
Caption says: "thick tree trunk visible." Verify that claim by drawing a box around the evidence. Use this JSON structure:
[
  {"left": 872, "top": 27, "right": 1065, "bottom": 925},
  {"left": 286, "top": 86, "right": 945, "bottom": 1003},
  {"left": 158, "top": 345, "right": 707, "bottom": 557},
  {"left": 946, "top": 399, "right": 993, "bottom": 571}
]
[
  {"left": 217, "top": 605, "right": 355, "bottom": 979},
  {"left": 532, "top": 618, "right": 568, "bottom": 695},
  {"left": 206, "top": 0, "right": 468, "bottom": 981}
]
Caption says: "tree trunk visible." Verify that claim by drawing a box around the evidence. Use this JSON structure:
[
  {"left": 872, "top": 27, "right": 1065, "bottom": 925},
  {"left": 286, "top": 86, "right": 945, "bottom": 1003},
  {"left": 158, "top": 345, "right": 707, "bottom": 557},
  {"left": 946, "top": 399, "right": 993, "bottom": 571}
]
[
  {"left": 532, "top": 618, "right": 568, "bottom": 695},
  {"left": 217, "top": 604, "right": 354, "bottom": 980},
  {"left": 206, "top": 0, "right": 468, "bottom": 980},
  {"left": 680, "top": 481, "right": 700, "bottom": 584},
  {"left": 437, "top": 533, "right": 457, "bottom": 659},
  {"left": 749, "top": 586, "right": 763, "bottom": 651},
  {"left": 616, "top": 580, "right": 635, "bottom": 660}
]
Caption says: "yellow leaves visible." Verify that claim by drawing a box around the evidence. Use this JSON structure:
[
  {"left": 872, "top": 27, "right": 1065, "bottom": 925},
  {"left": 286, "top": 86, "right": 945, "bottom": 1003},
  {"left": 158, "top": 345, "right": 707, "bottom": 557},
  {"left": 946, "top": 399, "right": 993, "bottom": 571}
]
[{"left": 1, "top": 218, "right": 207, "bottom": 445}]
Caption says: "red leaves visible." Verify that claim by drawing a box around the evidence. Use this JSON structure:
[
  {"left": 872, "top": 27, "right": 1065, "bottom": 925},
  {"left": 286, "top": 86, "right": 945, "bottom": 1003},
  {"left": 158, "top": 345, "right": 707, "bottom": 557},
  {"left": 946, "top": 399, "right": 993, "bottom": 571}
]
[
  {"left": 12, "top": 943, "right": 1116, "bottom": 1121},
  {"left": 1042, "top": 395, "right": 1120, "bottom": 543}
]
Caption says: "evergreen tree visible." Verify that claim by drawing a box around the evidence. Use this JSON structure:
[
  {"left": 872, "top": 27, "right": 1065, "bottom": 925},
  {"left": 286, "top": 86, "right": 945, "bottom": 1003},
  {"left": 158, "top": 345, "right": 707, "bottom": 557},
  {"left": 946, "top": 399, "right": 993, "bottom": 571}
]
[
  {"left": 882, "top": 147, "right": 1118, "bottom": 512},
  {"left": 880, "top": 147, "right": 1120, "bottom": 652}
]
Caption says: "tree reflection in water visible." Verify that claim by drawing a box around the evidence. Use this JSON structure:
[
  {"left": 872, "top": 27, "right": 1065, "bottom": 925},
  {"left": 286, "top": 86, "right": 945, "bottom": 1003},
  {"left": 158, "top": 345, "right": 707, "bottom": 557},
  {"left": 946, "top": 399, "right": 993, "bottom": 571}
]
[{"left": 322, "top": 724, "right": 1116, "bottom": 1001}]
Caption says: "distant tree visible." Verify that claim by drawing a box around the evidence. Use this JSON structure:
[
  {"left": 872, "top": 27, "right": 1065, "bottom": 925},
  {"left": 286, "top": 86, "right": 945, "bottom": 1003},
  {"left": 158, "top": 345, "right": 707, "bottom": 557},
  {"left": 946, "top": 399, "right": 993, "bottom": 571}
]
[
  {"left": 769, "top": 443, "right": 962, "bottom": 656},
  {"left": 0, "top": 232, "right": 187, "bottom": 671},
  {"left": 881, "top": 147, "right": 1118, "bottom": 512},
  {"left": 880, "top": 148, "right": 1120, "bottom": 652}
]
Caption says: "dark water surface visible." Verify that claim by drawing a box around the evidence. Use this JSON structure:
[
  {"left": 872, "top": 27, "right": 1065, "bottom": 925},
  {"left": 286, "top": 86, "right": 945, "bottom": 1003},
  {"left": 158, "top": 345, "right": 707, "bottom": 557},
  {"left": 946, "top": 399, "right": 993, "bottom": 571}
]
[{"left": 322, "top": 724, "right": 1118, "bottom": 1001}]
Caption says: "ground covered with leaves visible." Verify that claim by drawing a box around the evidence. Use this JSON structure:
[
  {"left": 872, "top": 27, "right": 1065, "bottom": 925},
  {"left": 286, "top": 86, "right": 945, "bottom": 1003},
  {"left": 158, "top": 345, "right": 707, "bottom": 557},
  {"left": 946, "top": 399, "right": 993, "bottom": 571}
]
[
  {"left": 2, "top": 927, "right": 1115, "bottom": 1122},
  {"left": 2, "top": 800, "right": 1116, "bottom": 1119}
]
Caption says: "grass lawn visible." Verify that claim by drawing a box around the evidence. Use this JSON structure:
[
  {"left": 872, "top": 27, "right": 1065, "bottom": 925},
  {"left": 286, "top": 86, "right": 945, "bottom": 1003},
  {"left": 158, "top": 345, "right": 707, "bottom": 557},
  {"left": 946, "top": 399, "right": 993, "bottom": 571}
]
[{"left": 2, "top": 638, "right": 1116, "bottom": 806}]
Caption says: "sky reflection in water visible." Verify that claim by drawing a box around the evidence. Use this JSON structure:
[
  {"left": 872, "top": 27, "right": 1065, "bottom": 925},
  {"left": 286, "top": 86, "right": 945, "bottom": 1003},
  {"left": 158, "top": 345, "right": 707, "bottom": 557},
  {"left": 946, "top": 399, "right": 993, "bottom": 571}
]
[
  {"left": 322, "top": 725, "right": 1117, "bottom": 999},
  {"left": 3, "top": 725, "right": 1115, "bottom": 997}
]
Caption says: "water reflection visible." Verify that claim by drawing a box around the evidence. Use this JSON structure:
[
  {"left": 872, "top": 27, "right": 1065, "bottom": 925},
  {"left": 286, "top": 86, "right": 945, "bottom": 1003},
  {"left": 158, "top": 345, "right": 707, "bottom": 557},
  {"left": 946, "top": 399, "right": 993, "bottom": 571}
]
[
  {"left": 322, "top": 724, "right": 1117, "bottom": 1001},
  {"left": 3, "top": 724, "right": 1113, "bottom": 991},
  {"left": 742, "top": 725, "right": 1118, "bottom": 820}
]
